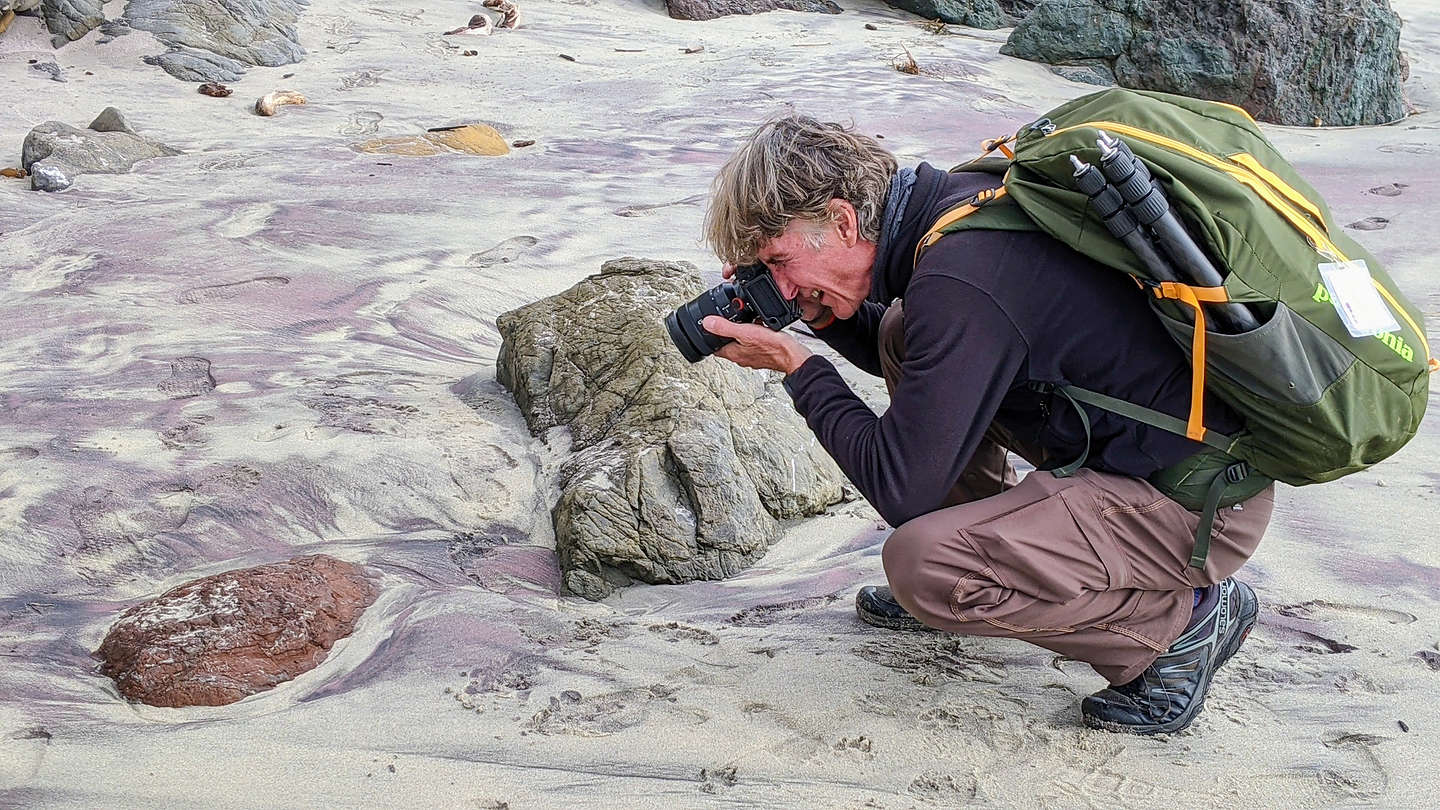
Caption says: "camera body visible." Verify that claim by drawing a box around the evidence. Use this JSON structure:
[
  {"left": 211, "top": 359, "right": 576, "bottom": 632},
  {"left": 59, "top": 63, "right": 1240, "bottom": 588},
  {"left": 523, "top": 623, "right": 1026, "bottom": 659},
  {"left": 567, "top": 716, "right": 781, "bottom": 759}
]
[{"left": 665, "top": 263, "right": 802, "bottom": 363}]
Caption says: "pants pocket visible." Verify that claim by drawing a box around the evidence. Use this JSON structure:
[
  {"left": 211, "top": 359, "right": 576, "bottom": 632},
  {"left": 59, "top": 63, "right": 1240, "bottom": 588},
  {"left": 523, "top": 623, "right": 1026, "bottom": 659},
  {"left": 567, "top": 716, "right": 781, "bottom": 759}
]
[{"left": 960, "top": 484, "right": 1120, "bottom": 603}]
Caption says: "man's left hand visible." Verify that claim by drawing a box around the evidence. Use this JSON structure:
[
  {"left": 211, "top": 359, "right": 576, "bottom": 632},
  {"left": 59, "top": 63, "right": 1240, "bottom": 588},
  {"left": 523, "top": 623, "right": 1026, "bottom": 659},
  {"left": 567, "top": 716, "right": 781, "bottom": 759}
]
[{"left": 702, "top": 316, "right": 813, "bottom": 374}]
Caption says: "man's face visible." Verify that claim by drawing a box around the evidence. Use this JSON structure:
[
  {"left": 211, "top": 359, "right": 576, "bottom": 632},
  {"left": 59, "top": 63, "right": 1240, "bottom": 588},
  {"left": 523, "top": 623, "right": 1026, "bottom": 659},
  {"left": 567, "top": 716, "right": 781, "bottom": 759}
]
[{"left": 755, "top": 204, "right": 875, "bottom": 320}]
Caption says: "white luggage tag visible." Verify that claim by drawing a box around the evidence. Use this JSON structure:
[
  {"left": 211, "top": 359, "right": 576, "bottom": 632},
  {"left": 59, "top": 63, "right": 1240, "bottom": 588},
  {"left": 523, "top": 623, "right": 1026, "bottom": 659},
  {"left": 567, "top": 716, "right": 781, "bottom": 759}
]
[{"left": 1317, "top": 260, "right": 1401, "bottom": 338}]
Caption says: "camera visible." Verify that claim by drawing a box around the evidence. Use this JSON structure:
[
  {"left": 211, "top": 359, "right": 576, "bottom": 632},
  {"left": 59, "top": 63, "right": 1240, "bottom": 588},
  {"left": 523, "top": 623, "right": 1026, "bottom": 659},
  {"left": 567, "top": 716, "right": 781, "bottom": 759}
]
[{"left": 665, "top": 263, "right": 802, "bottom": 363}]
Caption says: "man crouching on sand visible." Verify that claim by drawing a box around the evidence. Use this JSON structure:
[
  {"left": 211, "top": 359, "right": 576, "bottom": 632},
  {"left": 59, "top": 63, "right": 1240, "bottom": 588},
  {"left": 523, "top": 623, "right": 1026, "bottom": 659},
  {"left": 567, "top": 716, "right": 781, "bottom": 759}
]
[{"left": 698, "top": 116, "right": 1274, "bottom": 735}]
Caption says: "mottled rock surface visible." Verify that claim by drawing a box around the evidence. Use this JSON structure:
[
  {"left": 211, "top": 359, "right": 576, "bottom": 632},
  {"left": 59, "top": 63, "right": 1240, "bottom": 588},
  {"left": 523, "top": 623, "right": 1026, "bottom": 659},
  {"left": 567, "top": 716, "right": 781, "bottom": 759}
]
[
  {"left": 20, "top": 108, "right": 181, "bottom": 191},
  {"left": 666, "top": 0, "right": 841, "bottom": 22},
  {"left": 96, "top": 555, "right": 379, "bottom": 707},
  {"left": 496, "top": 258, "right": 844, "bottom": 600},
  {"left": 1002, "top": 0, "right": 1407, "bottom": 126},
  {"left": 883, "top": 0, "right": 1010, "bottom": 29},
  {"left": 124, "top": 0, "right": 308, "bottom": 81}
]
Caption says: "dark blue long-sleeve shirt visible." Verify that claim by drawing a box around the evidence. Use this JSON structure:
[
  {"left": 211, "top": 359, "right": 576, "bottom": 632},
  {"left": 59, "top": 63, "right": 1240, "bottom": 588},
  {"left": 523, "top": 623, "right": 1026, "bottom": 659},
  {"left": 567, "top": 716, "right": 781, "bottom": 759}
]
[{"left": 783, "top": 163, "right": 1242, "bottom": 527}]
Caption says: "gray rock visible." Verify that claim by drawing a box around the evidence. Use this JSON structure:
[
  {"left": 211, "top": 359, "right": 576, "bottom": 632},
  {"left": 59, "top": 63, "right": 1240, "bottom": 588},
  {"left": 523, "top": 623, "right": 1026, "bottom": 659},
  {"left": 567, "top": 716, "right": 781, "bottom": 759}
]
[
  {"left": 496, "top": 258, "right": 845, "bottom": 600},
  {"left": 882, "top": 0, "right": 1010, "bottom": 29},
  {"left": 21, "top": 108, "right": 182, "bottom": 192},
  {"left": 125, "top": 0, "right": 308, "bottom": 81},
  {"left": 29, "top": 60, "right": 65, "bottom": 81},
  {"left": 1002, "top": 0, "right": 1407, "bottom": 126},
  {"left": 1050, "top": 60, "right": 1116, "bottom": 86},
  {"left": 29, "top": 163, "right": 73, "bottom": 192},
  {"left": 87, "top": 107, "right": 130, "bottom": 133},
  {"left": 666, "top": 0, "right": 841, "bottom": 22},
  {"left": 39, "top": 0, "right": 105, "bottom": 45},
  {"left": 143, "top": 48, "right": 249, "bottom": 83}
]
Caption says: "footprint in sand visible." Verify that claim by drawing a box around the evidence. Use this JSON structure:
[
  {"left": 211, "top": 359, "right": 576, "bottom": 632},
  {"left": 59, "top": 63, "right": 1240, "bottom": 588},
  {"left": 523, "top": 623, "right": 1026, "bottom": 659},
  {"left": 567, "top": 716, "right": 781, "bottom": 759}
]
[
  {"left": 1274, "top": 600, "right": 1417, "bottom": 626},
  {"left": 339, "top": 70, "right": 385, "bottom": 91},
  {"left": 1377, "top": 143, "right": 1432, "bottom": 155},
  {"left": 613, "top": 193, "right": 706, "bottom": 218},
  {"left": 1366, "top": 183, "right": 1408, "bottom": 197},
  {"left": 647, "top": 622, "right": 720, "bottom": 645},
  {"left": 1346, "top": 216, "right": 1389, "bottom": 231},
  {"left": 178, "top": 276, "right": 290, "bottom": 305},
  {"left": 159, "top": 414, "right": 214, "bottom": 450},
  {"left": 1317, "top": 732, "right": 1390, "bottom": 801},
  {"left": 215, "top": 203, "right": 277, "bottom": 239},
  {"left": 157, "top": 357, "right": 216, "bottom": 399},
  {"left": 0, "top": 447, "right": 40, "bottom": 462},
  {"left": 196, "top": 152, "right": 266, "bottom": 173},
  {"left": 907, "top": 770, "right": 979, "bottom": 803},
  {"left": 727, "top": 594, "right": 840, "bottom": 627},
  {"left": 852, "top": 634, "right": 1007, "bottom": 685},
  {"left": 338, "top": 111, "right": 384, "bottom": 136},
  {"left": 365, "top": 6, "right": 424, "bottom": 25},
  {"left": 697, "top": 765, "right": 738, "bottom": 794},
  {"left": 467, "top": 235, "right": 538, "bottom": 267},
  {"left": 524, "top": 683, "right": 704, "bottom": 737}
]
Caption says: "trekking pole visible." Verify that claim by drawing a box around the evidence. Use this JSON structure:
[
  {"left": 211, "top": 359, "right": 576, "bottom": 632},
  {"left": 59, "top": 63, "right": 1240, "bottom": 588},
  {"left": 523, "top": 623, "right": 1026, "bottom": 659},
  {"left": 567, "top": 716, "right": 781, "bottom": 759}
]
[
  {"left": 1095, "top": 132, "right": 1260, "bottom": 333},
  {"left": 1069, "top": 156, "right": 1191, "bottom": 322}
]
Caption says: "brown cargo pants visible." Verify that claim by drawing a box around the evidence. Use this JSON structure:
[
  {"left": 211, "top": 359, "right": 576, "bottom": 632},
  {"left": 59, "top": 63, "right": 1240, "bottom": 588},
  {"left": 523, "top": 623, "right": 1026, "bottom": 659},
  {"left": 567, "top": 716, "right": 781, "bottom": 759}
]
[{"left": 876, "top": 302, "right": 1274, "bottom": 685}]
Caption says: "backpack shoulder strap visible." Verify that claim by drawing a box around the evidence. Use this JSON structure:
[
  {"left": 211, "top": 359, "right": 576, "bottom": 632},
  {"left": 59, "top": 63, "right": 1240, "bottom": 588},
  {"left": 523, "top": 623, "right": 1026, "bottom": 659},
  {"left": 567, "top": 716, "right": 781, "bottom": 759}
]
[{"left": 913, "top": 186, "right": 1038, "bottom": 266}]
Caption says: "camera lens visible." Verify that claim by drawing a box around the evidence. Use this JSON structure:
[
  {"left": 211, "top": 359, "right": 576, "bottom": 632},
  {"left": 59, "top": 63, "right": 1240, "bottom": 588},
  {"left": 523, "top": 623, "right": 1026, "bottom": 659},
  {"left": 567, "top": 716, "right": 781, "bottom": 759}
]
[{"left": 665, "top": 283, "right": 743, "bottom": 363}]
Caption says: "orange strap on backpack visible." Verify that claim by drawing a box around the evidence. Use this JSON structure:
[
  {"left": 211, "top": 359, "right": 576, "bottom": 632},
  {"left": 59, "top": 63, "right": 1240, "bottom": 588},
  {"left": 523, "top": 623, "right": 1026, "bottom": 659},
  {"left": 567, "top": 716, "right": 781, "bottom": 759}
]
[{"left": 1151, "top": 282, "right": 1231, "bottom": 442}]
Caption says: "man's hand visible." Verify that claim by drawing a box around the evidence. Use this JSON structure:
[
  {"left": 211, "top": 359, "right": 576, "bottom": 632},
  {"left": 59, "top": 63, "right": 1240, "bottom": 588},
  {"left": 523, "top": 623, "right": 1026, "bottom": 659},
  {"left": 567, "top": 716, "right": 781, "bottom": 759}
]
[{"left": 703, "top": 316, "right": 813, "bottom": 374}]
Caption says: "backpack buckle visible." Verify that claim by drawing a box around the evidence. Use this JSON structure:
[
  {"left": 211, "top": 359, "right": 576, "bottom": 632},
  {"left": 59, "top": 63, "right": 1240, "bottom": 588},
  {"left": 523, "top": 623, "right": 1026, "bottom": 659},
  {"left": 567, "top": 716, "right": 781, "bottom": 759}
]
[{"left": 1224, "top": 461, "right": 1249, "bottom": 484}]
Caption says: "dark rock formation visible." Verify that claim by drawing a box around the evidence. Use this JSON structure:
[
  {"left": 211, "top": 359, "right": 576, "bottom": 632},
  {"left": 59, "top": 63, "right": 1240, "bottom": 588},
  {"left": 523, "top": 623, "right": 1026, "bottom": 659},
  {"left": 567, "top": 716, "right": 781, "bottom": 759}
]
[
  {"left": 883, "top": 0, "right": 1010, "bottom": 29},
  {"left": 21, "top": 108, "right": 181, "bottom": 191},
  {"left": 97, "top": 555, "right": 378, "bottom": 707},
  {"left": 666, "top": 0, "right": 841, "bottom": 22},
  {"left": 1002, "top": 0, "right": 1407, "bottom": 126},
  {"left": 124, "top": 0, "right": 307, "bottom": 81},
  {"left": 496, "top": 258, "right": 844, "bottom": 600}
]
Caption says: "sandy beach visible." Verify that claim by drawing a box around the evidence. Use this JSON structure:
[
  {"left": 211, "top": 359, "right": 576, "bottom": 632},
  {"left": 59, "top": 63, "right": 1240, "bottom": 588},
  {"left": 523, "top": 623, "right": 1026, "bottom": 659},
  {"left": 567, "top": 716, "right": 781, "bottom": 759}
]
[{"left": 2, "top": 0, "right": 1438, "bottom": 806}]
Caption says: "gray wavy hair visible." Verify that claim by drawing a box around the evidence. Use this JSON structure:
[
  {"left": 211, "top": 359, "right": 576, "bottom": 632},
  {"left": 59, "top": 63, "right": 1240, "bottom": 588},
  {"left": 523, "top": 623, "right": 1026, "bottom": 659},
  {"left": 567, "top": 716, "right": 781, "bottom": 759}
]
[{"left": 705, "top": 116, "right": 898, "bottom": 265}]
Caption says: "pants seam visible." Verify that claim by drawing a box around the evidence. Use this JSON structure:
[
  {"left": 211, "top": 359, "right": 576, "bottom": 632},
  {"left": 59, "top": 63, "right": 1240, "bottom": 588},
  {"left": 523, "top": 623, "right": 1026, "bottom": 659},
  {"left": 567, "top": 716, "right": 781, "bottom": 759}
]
[
  {"left": 948, "top": 569, "right": 986, "bottom": 623},
  {"left": 982, "top": 617, "right": 1076, "bottom": 634},
  {"left": 1099, "top": 497, "right": 1171, "bottom": 518},
  {"left": 1094, "top": 622, "right": 1167, "bottom": 652}
]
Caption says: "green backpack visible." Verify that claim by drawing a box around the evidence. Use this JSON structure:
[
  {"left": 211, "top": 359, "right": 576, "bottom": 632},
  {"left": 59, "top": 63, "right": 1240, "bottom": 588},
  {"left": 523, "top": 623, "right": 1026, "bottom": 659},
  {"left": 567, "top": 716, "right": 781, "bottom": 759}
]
[{"left": 918, "top": 88, "right": 1433, "bottom": 566}]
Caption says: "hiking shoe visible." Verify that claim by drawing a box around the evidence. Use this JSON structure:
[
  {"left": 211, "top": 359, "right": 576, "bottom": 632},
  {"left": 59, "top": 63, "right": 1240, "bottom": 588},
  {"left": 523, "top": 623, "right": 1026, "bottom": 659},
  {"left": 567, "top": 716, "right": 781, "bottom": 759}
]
[
  {"left": 855, "top": 585, "right": 930, "bottom": 631},
  {"left": 1082, "top": 577, "right": 1259, "bottom": 735}
]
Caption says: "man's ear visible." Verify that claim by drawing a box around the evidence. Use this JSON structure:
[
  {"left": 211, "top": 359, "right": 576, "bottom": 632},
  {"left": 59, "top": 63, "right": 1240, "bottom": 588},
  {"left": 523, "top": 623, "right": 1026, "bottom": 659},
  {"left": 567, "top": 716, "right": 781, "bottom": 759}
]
[{"left": 827, "top": 199, "right": 859, "bottom": 247}]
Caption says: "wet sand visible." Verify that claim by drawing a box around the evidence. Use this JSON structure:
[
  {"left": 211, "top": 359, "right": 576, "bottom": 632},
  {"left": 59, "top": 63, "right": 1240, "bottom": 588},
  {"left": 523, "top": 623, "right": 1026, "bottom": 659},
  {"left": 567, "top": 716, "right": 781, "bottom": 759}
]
[{"left": 2, "top": 0, "right": 1438, "bottom": 806}]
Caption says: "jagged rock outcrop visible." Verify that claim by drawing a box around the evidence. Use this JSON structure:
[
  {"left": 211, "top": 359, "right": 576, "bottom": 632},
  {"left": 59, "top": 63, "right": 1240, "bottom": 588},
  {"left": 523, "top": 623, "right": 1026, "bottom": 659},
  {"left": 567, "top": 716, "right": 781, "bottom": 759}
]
[
  {"left": 496, "top": 258, "right": 845, "bottom": 600},
  {"left": 666, "top": 0, "right": 841, "bottom": 22},
  {"left": 1002, "top": 0, "right": 1407, "bottom": 126},
  {"left": 96, "top": 555, "right": 379, "bottom": 707},
  {"left": 125, "top": 0, "right": 308, "bottom": 82},
  {"left": 21, "top": 108, "right": 181, "bottom": 192}
]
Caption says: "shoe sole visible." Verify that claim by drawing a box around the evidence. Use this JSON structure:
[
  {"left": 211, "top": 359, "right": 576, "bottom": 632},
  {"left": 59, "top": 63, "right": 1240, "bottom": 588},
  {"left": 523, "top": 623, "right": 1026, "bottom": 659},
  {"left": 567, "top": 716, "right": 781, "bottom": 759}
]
[
  {"left": 1083, "top": 585, "right": 1260, "bottom": 736},
  {"left": 855, "top": 605, "right": 931, "bottom": 632}
]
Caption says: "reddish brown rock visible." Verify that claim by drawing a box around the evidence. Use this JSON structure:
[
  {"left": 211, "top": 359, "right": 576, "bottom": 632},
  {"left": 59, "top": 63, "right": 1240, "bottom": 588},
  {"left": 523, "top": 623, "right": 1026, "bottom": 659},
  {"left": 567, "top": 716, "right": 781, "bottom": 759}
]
[{"left": 96, "top": 555, "right": 379, "bottom": 707}]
